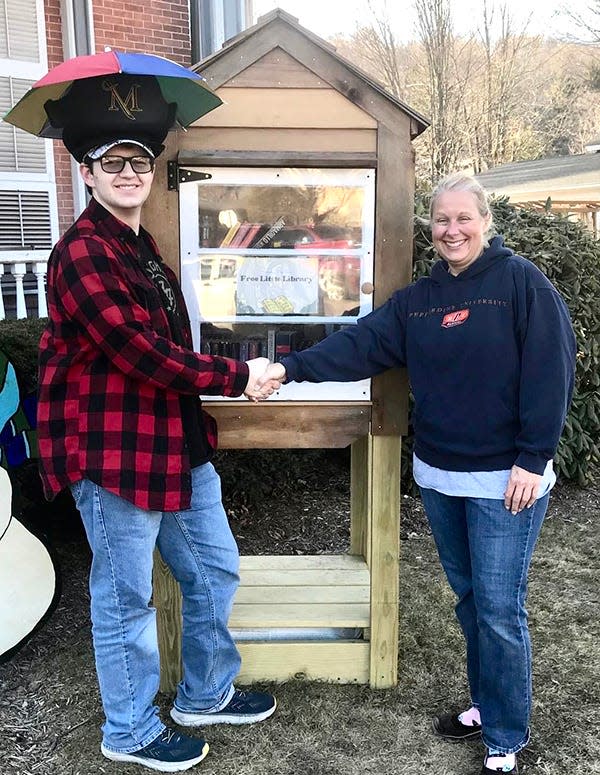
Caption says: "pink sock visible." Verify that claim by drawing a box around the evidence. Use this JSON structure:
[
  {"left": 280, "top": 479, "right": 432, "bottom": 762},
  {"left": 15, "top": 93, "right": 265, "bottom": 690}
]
[{"left": 458, "top": 706, "right": 481, "bottom": 726}]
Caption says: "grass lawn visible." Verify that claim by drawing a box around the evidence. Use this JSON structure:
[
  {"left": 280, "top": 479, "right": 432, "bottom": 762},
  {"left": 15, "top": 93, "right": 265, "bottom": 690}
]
[{"left": 1, "top": 477, "right": 598, "bottom": 774}]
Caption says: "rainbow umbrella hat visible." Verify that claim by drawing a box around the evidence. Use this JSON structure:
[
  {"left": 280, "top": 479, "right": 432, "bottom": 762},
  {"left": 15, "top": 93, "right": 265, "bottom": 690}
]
[{"left": 3, "top": 49, "right": 222, "bottom": 137}]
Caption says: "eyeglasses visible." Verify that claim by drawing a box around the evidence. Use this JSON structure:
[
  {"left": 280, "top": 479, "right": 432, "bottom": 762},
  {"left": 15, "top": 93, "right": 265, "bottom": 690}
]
[{"left": 97, "top": 155, "right": 154, "bottom": 174}]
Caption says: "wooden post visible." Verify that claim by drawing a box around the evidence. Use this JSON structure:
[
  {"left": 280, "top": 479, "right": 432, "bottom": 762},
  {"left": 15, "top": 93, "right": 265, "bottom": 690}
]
[
  {"left": 153, "top": 550, "right": 182, "bottom": 693},
  {"left": 368, "top": 434, "right": 401, "bottom": 688},
  {"left": 350, "top": 435, "right": 370, "bottom": 558}
]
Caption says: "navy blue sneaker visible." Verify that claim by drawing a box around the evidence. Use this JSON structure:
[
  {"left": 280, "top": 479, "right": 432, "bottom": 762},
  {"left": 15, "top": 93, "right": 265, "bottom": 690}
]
[
  {"left": 432, "top": 712, "right": 482, "bottom": 741},
  {"left": 100, "top": 727, "right": 208, "bottom": 772},
  {"left": 170, "top": 689, "right": 276, "bottom": 726}
]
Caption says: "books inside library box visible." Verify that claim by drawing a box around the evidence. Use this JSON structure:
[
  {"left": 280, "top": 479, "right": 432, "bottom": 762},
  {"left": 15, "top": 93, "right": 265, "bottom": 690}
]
[
  {"left": 200, "top": 322, "right": 353, "bottom": 364},
  {"left": 218, "top": 221, "right": 358, "bottom": 252}
]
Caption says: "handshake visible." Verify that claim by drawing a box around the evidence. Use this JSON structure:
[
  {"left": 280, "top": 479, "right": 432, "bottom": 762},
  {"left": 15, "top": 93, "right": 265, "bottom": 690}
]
[{"left": 243, "top": 357, "right": 287, "bottom": 402}]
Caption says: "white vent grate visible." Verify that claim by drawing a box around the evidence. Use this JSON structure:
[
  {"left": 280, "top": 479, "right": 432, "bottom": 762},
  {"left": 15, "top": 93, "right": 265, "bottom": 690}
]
[{"left": 0, "top": 189, "right": 52, "bottom": 249}]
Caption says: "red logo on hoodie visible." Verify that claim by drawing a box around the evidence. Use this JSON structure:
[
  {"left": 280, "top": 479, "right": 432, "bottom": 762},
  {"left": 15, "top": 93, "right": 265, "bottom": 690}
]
[{"left": 442, "top": 309, "right": 470, "bottom": 328}]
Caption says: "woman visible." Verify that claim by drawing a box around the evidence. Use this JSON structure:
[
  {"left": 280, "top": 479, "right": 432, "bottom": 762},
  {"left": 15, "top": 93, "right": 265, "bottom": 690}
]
[{"left": 258, "top": 172, "right": 576, "bottom": 774}]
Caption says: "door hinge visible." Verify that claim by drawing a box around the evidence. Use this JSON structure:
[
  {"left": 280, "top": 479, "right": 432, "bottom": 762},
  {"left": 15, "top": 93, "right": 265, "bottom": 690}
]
[{"left": 167, "top": 162, "right": 212, "bottom": 190}]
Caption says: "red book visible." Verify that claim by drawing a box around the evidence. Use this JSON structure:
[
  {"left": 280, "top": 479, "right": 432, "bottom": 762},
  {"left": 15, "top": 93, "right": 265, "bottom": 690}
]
[
  {"left": 275, "top": 331, "right": 296, "bottom": 362},
  {"left": 237, "top": 222, "right": 261, "bottom": 247},
  {"left": 229, "top": 222, "right": 251, "bottom": 247},
  {"left": 247, "top": 339, "right": 260, "bottom": 359}
]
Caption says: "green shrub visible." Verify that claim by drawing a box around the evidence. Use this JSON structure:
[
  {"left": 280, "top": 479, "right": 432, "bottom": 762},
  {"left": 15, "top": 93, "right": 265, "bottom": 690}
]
[
  {"left": 0, "top": 318, "right": 47, "bottom": 518},
  {"left": 3, "top": 195, "right": 599, "bottom": 498},
  {"left": 0, "top": 317, "right": 46, "bottom": 393},
  {"left": 411, "top": 195, "right": 600, "bottom": 486}
]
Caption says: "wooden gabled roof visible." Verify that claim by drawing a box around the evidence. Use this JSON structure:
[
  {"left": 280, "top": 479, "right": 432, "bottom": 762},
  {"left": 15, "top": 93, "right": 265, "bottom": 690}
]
[{"left": 193, "top": 7, "right": 429, "bottom": 139}]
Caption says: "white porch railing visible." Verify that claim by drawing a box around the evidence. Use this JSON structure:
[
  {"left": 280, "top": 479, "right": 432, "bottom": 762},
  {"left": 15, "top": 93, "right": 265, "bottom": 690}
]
[{"left": 0, "top": 253, "right": 48, "bottom": 320}]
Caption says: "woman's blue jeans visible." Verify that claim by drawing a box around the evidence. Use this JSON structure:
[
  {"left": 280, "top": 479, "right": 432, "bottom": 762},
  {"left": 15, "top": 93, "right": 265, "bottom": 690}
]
[
  {"left": 419, "top": 488, "right": 550, "bottom": 755},
  {"left": 71, "top": 462, "right": 241, "bottom": 754}
]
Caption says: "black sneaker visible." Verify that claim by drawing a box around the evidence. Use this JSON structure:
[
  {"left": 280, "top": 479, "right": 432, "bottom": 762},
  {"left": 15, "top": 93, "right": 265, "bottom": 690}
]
[
  {"left": 170, "top": 689, "right": 276, "bottom": 726},
  {"left": 432, "top": 712, "right": 482, "bottom": 741},
  {"left": 100, "top": 727, "right": 208, "bottom": 772}
]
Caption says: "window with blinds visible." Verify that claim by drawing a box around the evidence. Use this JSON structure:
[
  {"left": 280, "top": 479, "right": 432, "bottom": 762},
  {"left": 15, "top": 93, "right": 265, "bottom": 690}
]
[
  {"left": 0, "top": 0, "right": 41, "bottom": 61},
  {"left": 0, "top": 0, "right": 57, "bottom": 260},
  {"left": 0, "top": 190, "right": 52, "bottom": 249},
  {"left": 0, "top": 76, "right": 46, "bottom": 172}
]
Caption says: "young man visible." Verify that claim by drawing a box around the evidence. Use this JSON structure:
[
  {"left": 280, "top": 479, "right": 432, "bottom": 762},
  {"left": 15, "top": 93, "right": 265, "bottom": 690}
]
[{"left": 37, "top": 79, "right": 278, "bottom": 772}]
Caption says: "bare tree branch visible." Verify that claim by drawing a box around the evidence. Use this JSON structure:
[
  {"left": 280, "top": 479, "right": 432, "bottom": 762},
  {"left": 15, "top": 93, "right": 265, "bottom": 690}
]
[{"left": 560, "top": 0, "right": 600, "bottom": 42}]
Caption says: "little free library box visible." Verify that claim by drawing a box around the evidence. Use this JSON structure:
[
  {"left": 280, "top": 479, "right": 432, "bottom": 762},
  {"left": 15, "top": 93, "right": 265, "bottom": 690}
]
[{"left": 144, "top": 9, "right": 429, "bottom": 689}]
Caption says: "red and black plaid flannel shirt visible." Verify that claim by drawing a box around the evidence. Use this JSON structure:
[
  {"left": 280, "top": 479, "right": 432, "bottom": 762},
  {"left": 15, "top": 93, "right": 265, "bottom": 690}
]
[{"left": 37, "top": 199, "right": 249, "bottom": 511}]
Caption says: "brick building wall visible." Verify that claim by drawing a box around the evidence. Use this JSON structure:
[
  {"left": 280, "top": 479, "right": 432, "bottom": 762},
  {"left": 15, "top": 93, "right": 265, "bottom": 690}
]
[
  {"left": 43, "top": 0, "right": 191, "bottom": 235},
  {"left": 93, "top": 0, "right": 192, "bottom": 66},
  {"left": 45, "top": 0, "right": 75, "bottom": 234}
]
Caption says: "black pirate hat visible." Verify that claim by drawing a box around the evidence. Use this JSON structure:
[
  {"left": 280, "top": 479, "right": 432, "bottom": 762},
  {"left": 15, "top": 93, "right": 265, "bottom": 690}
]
[{"left": 44, "top": 74, "right": 177, "bottom": 161}]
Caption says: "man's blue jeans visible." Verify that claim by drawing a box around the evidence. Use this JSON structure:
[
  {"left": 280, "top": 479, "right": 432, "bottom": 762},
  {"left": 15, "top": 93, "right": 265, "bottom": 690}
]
[
  {"left": 71, "top": 463, "right": 241, "bottom": 754},
  {"left": 419, "top": 488, "right": 550, "bottom": 754}
]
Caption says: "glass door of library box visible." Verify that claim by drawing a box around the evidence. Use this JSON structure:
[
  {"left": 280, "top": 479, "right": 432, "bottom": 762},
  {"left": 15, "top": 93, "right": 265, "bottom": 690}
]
[{"left": 179, "top": 166, "right": 375, "bottom": 401}]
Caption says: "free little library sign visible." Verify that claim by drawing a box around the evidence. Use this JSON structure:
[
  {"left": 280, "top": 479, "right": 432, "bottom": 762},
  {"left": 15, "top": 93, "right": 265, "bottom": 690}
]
[{"left": 236, "top": 256, "right": 319, "bottom": 315}]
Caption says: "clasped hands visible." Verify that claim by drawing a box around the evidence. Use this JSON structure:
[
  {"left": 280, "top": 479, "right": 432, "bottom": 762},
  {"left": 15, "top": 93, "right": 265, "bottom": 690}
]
[{"left": 243, "top": 358, "right": 287, "bottom": 402}]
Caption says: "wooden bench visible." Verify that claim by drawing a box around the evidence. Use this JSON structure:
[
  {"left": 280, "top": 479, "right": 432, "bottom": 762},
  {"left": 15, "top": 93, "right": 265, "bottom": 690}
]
[
  {"left": 233, "top": 554, "right": 371, "bottom": 683},
  {"left": 155, "top": 434, "right": 401, "bottom": 689}
]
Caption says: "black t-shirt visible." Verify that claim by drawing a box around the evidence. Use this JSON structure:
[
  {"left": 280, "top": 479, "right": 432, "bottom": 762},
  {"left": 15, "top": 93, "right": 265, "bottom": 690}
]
[{"left": 137, "top": 235, "right": 211, "bottom": 468}]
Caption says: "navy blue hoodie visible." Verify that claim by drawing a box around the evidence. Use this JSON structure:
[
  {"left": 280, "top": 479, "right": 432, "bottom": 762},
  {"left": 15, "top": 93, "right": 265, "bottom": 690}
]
[{"left": 282, "top": 236, "right": 576, "bottom": 475}]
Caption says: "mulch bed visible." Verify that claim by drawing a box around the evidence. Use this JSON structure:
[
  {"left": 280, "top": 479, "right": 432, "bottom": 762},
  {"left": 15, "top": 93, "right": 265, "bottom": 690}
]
[{"left": 1, "top": 451, "right": 597, "bottom": 775}]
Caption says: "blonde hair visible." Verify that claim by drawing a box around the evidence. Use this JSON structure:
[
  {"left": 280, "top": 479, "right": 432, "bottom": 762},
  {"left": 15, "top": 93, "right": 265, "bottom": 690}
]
[{"left": 429, "top": 172, "right": 493, "bottom": 234}]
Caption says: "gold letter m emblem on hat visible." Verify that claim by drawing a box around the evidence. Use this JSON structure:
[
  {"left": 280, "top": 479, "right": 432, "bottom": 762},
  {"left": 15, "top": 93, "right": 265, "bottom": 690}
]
[{"left": 102, "top": 80, "right": 142, "bottom": 120}]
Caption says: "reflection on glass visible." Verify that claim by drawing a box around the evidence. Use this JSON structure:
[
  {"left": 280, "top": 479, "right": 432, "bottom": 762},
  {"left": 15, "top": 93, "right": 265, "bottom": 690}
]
[
  {"left": 198, "top": 184, "right": 364, "bottom": 250},
  {"left": 181, "top": 168, "right": 373, "bottom": 338},
  {"left": 180, "top": 168, "right": 374, "bottom": 401},
  {"left": 193, "top": 177, "right": 365, "bottom": 318}
]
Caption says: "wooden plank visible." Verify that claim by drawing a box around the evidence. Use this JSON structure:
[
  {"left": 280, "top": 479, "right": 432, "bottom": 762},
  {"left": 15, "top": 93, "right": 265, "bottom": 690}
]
[
  {"left": 238, "top": 568, "right": 369, "bottom": 586},
  {"left": 239, "top": 554, "right": 368, "bottom": 571},
  {"left": 153, "top": 549, "right": 182, "bottom": 693},
  {"left": 198, "top": 25, "right": 288, "bottom": 91},
  {"left": 223, "top": 47, "right": 329, "bottom": 88},
  {"left": 178, "top": 127, "right": 377, "bottom": 153},
  {"left": 235, "top": 585, "right": 369, "bottom": 604},
  {"left": 205, "top": 402, "right": 371, "bottom": 449},
  {"left": 350, "top": 436, "right": 369, "bottom": 557},
  {"left": 194, "top": 88, "right": 377, "bottom": 129},
  {"left": 230, "top": 603, "right": 370, "bottom": 628},
  {"left": 143, "top": 132, "right": 181, "bottom": 277},
  {"left": 372, "top": 370, "right": 409, "bottom": 437},
  {"left": 374, "top": 122, "right": 414, "bottom": 302},
  {"left": 178, "top": 149, "right": 377, "bottom": 167},
  {"left": 371, "top": 121, "right": 413, "bottom": 436},
  {"left": 368, "top": 435, "right": 401, "bottom": 688},
  {"left": 237, "top": 641, "right": 370, "bottom": 683}
]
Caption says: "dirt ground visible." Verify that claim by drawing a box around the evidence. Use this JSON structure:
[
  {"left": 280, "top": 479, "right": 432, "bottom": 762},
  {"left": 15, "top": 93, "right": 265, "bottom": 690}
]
[{"left": 0, "top": 451, "right": 598, "bottom": 775}]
